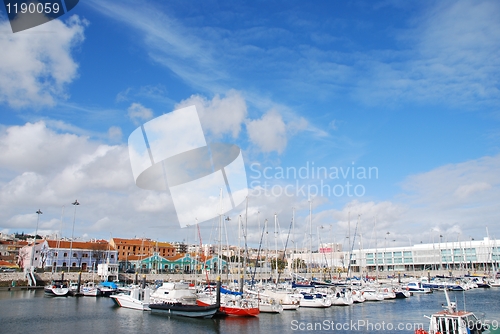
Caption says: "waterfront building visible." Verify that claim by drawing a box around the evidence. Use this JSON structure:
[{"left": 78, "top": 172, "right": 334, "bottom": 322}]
[
  {"left": 125, "top": 251, "right": 228, "bottom": 274},
  {"left": 110, "top": 238, "right": 177, "bottom": 270},
  {"left": 283, "top": 237, "right": 500, "bottom": 277},
  {"left": 18, "top": 239, "right": 118, "bottom": 272},
  {"left": 346, "top": 237, "right": 500, "bottom": 275},
  {"left": 0, "top": 240, "right": 27, "bottom": 267}
]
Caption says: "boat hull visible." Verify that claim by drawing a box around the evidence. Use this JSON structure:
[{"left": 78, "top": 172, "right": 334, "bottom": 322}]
[
  {"left": 110, "top": 294, "right": 150, "bottom": 311},
  {"left": 196, "top": 299, "right": 260, "bottom": 317},
  {"left": 149, "top": 303, "right": 219, "bottom": 318},
  {"left": 44, "top": 287, "right": 69, "bottom": 296}
]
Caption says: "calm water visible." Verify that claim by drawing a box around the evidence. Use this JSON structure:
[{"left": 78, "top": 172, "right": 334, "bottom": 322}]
[{"left": 1, "top": 288, "right": 499, "bottom": 334}]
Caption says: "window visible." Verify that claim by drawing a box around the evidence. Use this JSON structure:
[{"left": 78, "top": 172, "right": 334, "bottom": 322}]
[{"left": 64, "top": 252, "right": 68, "bottom": 257}]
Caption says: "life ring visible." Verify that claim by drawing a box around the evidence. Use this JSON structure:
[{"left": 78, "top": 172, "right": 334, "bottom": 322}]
[
  {"left": 384, "top": 288, "right": 388, "bottom": 292},
  {"left": 414, "top": 329, "right": 428, "bottom": 334}
]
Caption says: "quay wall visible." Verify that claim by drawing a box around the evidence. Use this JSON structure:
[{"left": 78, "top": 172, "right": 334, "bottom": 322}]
[{"left": 0, "top": 268, "right": 487, "bottom": 287}]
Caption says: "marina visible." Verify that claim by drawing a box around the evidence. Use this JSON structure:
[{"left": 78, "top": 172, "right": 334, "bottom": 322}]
[{"left": 1, "top": 282, "right": 499, "bottom": 334}]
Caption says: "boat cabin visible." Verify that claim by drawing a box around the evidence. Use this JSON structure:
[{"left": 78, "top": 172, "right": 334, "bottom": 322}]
[{"left": 427, "top": 309, "right": 484, "bottom": 334}]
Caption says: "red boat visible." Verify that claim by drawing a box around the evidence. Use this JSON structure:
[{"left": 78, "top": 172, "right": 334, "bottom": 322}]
[{"left": 197, "top": 297, "right": 259, "bottom": 317}]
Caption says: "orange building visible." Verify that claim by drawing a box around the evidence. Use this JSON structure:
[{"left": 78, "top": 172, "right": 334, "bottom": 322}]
[{"left": 109, "top": 238, "right": 177, "bottom": 262}]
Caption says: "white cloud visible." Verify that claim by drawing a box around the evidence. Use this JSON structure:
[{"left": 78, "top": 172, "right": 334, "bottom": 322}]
[
  {"left": 246, "top": 110, "right": 287, "bottom": 154},
  {"left": 108, "top": 126, "right": 123, "bottom": 142},
  {"left": 454, "top": 182, "right": 492, "bottom": 199},
  {"left": 175, "top": 90, "right": 247, "bottom": 139},
  {"left": 401, "top": 154, "right": 500, "bottom": 207},
  {"left": 356, "top": 1, "right": 500, "bottom": 108},
  {"left": 0, "top": 15, "right": 87, "bottom": 108},
  {"left": 0, "top": 121, "right": 185, "bottom": 240},
  {"left": 127, "top": 102, "right": 154, "bottom": 124},
  {"left": 0, "top": 121, "right": 89, "bottom": 174}
]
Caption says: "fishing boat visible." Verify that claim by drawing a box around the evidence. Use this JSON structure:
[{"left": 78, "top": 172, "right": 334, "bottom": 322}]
[
  {"left": 44, "top": 279, "right": 70, "bottom": 296},
  {"left": 415, "top": 289, "right": 486, "bottom": 334}
]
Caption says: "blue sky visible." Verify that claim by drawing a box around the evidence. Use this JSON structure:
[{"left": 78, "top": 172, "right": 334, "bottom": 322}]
[{"left": 1, "top": 1, "right": 500, "bottom": 250}]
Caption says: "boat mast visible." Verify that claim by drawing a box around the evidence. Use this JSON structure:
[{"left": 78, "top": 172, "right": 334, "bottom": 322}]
[
  {"left": 308, "top": 199, "right": 312, "bottom": 281},
  {"left": 218, "top": 188, "right": 223, "bottom": 278},
  {"left": 274, "top": 213, "right": 278, "bottom": 284},
  {"left": 240, "top": 196, "right": 249, "bottom": 292}
]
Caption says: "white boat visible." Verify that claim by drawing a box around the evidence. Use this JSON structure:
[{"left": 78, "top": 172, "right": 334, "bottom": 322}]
[
  {"left": 150, "top": 281, "right": 197, "bottom": 304},
  {"left": 299, "top": 292, "right": 332, "bottom": 308},
  {"left": 350, "top": 288, "right": 365, "bottom": 303},
  {"left": 361, "top": 287, "right": 384, "bottom": 301},
  {"left": 244, "top": 289, "right": 283, "bottom": 313},
  {"left": 415, "top": 289, "right": 486, "bottom": 334},
  {"left": 406, "top": 281, "right": 432, "bottom": 293},
  {"left": 489, "top": 278, "right": 500, "bottom": 287},
  {"left": 379, "top": 287, "right": 396, "bottom": 299},
  {"left": 110, "top": 286, "right": 151, "bottom": 311},
  {"left": 331, "top": 288, "right": 354, "bottom": 306},
  {"left": 394, "top": 287, "right": 411, "bottom": 298},
  {"left": 69, "top": 281, "right": 101, "bottom": 296},
  {"left": 261, "top": 288, "right": 301, "bottom": 310},
  {"left": 44, "top": 280, "right": 70, "bottom": 297},
  {"left": 257, "top": 298, "right": 283, "bottom": 314},
  {"left": 81, "top": 281, "right": 101, "bottom": 297}
]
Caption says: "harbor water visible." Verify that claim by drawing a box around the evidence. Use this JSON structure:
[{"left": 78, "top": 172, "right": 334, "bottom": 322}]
[{"left": 1, "top": 288, "right": 499, "bottom": 334}]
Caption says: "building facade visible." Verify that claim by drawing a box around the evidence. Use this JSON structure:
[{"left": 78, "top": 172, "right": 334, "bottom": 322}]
[
  {"left": 346, "top": 237, "right": 500, "bottom": 274},
  {"left": 18, "top": 239, "right": 118, "bottom": 272}
]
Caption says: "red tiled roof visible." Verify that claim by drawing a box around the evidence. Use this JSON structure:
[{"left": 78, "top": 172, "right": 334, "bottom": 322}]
[
  {"left": 0, "top": 260, "right": 19, "bottom": 268},
  {"left": 46, "top": 240, "right": 114, "bottom": 250}
]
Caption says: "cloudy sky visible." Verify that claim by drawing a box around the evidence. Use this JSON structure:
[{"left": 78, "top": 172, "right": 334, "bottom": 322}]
[{"left": 1, "top": 0, "right": 500, "bottom": 251}]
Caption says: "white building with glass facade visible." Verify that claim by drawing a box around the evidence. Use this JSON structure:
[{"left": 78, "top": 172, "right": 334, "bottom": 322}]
[{"left": 348, "top": 237, "right": 500, "bottom": 274}]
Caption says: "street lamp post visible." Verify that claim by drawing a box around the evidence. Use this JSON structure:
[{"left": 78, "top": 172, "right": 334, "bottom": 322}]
[
  {"left": 69, "top": 200, "right": 79, "bottom": 272},
  {"left": 30, "top": 210, "right": 43, "bottom": 271}
]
